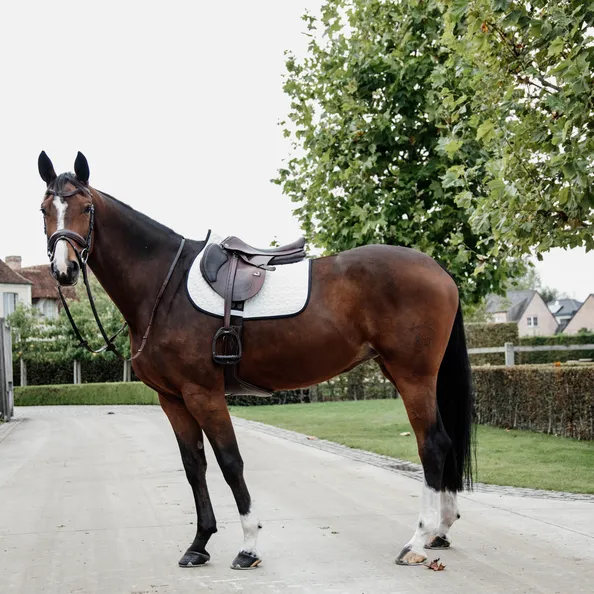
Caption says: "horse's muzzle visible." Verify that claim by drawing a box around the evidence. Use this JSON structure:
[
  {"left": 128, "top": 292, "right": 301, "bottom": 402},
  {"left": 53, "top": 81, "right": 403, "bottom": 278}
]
[{"left": 51, "top": 259, "right": 80, "bottom": 286}]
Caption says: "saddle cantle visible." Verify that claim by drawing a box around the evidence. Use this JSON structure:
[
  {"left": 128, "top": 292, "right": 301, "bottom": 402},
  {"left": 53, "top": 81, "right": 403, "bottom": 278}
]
[{"left": 200, "top": 235, "right": 307, "bottom": 396}]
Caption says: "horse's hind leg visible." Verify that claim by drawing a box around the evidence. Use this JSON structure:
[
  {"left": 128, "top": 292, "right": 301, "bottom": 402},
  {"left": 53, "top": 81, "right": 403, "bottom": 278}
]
[
  {"left": 159, "top": 394, "right": 217, "bottom": 567},
  {"left": 183, "top": 387, "right": 262, "bottom": 570},
  {"left": 380, "top": 368, "right": 452, "bottom": 566},
  {"left": 426, "top": 490, "right": 460, "bottom": 550}
]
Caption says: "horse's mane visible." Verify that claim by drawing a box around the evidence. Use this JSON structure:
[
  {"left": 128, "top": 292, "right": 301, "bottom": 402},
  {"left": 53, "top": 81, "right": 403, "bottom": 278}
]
[{"left": 97, "top": 189, "right": 180, "bottom": 239}]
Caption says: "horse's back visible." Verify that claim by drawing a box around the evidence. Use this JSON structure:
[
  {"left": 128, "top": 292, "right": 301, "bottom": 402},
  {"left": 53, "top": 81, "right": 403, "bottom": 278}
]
[{"left": 314, "top": 243, "right": 458, "bottom": 304}]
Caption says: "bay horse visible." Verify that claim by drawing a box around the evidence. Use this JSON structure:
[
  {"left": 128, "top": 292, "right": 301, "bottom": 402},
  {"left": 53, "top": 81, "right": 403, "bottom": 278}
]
[{"left": 37, "top": 151, "right": 473, "bottom": 570}]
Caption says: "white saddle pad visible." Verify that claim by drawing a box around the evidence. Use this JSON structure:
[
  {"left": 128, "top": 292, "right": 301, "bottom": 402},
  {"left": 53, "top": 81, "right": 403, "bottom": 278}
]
[{"left": 186, "top": 232, "right": 312, "bottom": 320}]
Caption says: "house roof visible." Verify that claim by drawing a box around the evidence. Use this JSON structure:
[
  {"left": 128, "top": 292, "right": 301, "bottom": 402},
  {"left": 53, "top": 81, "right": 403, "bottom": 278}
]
[
  {"left": 18, "top": 264, "right": 77, "bottom": 300},
  {"left": 562, "top": 294, "right": 594, "bottom": 334},
  {"left": 0, "top": 258, "right": 32, "bottom": 285},
  {"left": 548, "top": 298, "right": 582, "bottom": 317},
  {"left": 486, "top": 290, "right": 536, "bottom": 322}
]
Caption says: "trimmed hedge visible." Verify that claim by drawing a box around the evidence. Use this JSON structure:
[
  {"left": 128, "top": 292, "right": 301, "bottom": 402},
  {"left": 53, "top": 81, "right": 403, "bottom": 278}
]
[
  {"left": 14, "top": 360, "right": 72, "bottom": 387},
  {"left": 13, "top": 358, "right": 138, "bottom": 386},
  {"left": 466, "top": 322, "right": 518, "bottom": 366},
  {"left": 14, "top": 365, "right": 594, "bottom": 440},
  {"left": 518, "top": 333, "right": 594, "bottom": 365},
  {"left": 15, "top": 383, "right": 159, "bottom": 406},
  {"left": 14, "top": 382, "right": 308, "bottom": 407},
  {"left": 473, "top": 364, "right": 594, "bottom": 440}
]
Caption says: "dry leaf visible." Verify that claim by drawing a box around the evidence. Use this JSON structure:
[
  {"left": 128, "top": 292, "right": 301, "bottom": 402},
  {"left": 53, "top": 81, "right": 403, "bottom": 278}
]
[
  {"left": 399, "top": 431, "right": 411, "bottom": 436},
  {"left": 307, "top": 436, "right": 318, "bottom": 440},
  {"left": 426, "top": 558, "right": 446, "bottom": 571}
]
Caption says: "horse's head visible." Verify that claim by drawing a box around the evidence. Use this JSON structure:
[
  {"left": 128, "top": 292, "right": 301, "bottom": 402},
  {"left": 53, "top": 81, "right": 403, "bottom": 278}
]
[{"left": 38, "top": 151, "right": 94, "bottom": 286}]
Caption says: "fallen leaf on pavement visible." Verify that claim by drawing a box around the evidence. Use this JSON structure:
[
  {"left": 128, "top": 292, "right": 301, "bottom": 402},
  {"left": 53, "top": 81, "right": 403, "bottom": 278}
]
[
  {"left": 307, "top": 436, "right": 318, "bottom": 440},
  {"left": 426, "top": 558, "right": 446, "bottom": 571}
]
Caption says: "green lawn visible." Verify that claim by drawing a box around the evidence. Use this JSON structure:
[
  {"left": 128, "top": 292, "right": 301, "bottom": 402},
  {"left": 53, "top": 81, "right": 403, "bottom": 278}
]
[{"left": 230, "top": 400, "right": 594, "bottom": 494}]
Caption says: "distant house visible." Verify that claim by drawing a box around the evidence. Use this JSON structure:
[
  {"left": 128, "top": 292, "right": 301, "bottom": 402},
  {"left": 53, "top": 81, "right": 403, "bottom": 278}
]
[
  {"left": 485, "top": 290, "right": 559, "bottom": 337},
  {"left": 4, "top": 256, "right": 76, "bottom": 320},
  {"left": 562, "top": 295, "right": 594, "bottom": 335},
  {"left": 547, "top": 298, "right": 582, "bottom": 333},
  {"left": 0, "top": 257, "right": 32, "bottom": 318}
]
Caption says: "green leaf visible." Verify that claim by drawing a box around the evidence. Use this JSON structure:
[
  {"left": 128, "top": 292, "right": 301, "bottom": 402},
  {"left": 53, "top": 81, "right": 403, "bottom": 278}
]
[
  {"left": 492, "top": 0, "right": 510, "bottom": 11},
  {"left": 476, "top": 120, "right": 495, "bottom": 142},
  {"left": 548, "top": 37, "right": 565, "bottom": 57}
]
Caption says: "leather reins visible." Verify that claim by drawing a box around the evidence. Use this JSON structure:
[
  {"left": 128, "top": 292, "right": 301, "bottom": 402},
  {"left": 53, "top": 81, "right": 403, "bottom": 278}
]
[{"left": 46, "top": 186, "right": 186, "bottom": 362}]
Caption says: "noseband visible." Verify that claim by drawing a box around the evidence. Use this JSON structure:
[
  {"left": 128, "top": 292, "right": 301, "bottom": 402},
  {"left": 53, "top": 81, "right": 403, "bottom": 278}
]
[{"left": 45, "top": 186, "right": 186, "bottom": 361}]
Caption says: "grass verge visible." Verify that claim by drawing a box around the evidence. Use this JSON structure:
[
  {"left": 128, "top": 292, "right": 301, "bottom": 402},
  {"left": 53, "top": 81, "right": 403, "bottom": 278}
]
[{"left": 230, "top": 399, "right": 594, "bottom": 494}]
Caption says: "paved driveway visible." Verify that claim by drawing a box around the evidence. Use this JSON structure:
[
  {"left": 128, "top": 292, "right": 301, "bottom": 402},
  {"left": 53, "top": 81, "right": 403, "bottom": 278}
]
[{"left": 0, "top": 406, "right": 592, "bottom": 594}]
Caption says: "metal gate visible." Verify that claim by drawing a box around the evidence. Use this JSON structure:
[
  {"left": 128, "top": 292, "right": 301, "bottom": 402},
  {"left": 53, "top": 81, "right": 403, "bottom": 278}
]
[{"left": 0, "top": 318, "right": 14, "bottom": 422}]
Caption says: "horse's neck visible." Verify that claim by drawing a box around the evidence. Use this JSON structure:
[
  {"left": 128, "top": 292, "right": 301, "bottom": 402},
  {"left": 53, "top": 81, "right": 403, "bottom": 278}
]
[{"left": 87, "top": 191, "right": 182, "bottom": 333}]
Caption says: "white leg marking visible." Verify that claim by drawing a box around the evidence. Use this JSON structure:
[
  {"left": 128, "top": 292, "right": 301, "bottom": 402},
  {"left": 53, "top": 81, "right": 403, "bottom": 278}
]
[
  {"left": 438, "top": 490, "right": 459, "bottom": 538},
  {"left": 52, "top": 195, "right": 69, "bottom": 274},
  {"left": 403, "top": 482, "right": 440, "bottom": 558},
  {"left": 239, "top": 510, "right": 260, "bottom": 556}
]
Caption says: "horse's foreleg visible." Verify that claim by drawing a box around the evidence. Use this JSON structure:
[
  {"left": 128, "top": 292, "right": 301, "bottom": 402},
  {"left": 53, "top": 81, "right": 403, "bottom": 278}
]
[
  {"left": 183, "top": 388, "right": 262, "bottom": 570},
  {"left": 158, "top": 394, "right": 217, "bottom": 567}
]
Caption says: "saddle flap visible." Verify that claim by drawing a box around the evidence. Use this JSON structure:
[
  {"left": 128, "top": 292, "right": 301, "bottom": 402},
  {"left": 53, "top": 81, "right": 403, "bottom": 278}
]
[
  {"left": 201, "top": 243, "right": 267, "bottom": 302},
  {"left": 232, "top": 263, "right": 267, "bottom": 302},
  {"left": 200, "top": 243, "right": 229, "bottom": 285}
]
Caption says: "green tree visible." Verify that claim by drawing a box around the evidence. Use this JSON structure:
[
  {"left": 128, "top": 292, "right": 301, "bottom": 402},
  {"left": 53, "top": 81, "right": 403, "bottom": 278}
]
[
  {"left": 439, "top": 0, "right": 594, "bottom": 259},
  {"left": 276, "top": 0, "right": 522, "bottom": 303},
  {"left": 52, "top": 274, "right": 130, "bottom": 361},
  {"left": 8, "top": 304, "right": 47, "bottom": 362}
]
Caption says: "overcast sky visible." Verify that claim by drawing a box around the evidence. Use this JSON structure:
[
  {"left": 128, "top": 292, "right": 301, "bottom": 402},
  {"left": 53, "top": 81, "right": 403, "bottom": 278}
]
[{"left": 1, "top": 1, "right": 592, "bottom": 301}]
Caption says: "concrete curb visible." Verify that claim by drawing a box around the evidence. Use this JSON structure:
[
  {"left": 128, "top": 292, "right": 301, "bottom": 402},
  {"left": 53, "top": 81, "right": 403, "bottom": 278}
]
[
  {"left": 232, "top": 416, "right": 594, "bottom": 503},
  {"left": 0, "top": 417, "right": 24, "bottom": 444}
]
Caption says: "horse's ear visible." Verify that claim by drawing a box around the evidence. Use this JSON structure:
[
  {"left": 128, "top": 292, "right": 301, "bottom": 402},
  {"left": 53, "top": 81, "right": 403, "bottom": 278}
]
[
  {"left": 74, "top": 151, "right": 90, "bottom": 184},
  {"left": 38, "top": 151, "right": 57, "bottom": 186}
]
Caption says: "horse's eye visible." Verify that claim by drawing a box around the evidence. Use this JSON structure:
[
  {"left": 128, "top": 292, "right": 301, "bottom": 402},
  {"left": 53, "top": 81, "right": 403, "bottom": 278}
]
[
  {"left": 84, "top": 205, "right": 93, "bottom": 214},
  {"left": 40, "top": 207, "right": 47, "bottom": 216}
]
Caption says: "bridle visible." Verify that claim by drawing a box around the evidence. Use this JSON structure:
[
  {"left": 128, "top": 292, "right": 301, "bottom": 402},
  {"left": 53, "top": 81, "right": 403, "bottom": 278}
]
[
  {"left": 45, "top": 185, "right": 186, "bottom": 362},
  {"left": 46, "top": 186, "right": 95, "bottom": 264}
]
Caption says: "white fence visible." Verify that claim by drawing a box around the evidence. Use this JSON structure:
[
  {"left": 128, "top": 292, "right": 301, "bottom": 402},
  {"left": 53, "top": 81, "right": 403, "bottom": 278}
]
[
  {"left": 468, "top": 342, "right": 594, "bottom": 366},
  {"left": 0, "top": 319, "right": 14, "bottom": 421}
]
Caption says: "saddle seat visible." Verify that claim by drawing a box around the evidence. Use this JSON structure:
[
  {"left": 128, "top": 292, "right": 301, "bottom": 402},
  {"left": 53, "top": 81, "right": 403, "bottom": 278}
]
[{"left": 221, "top": 236, "right": 306, "bottom": 258}]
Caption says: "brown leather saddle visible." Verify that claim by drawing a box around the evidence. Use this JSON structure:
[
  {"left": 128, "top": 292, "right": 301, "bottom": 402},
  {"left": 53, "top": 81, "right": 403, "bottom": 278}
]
[{"left": 200, "top": 235, "right": 307, "bottom": 396}]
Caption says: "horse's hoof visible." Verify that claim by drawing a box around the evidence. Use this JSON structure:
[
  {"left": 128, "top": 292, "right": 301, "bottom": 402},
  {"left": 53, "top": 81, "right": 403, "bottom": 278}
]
[
  {"left": 178, "top": 550, "right": 210, "bottom": 567},
  {"left": 230, "top": 551, "right": 262, "bottom": 570},
  {"left": 425, "top": 535, "right": 451, "bottom": 550},
  {"left": 395, "top": 545, "right": 427, "bottom": 566}
]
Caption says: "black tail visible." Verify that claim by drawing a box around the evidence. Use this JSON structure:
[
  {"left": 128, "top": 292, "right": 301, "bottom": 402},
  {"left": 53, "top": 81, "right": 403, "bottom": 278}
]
[{"left": 436, "top": 302, "right": 475, "bottom": 491}]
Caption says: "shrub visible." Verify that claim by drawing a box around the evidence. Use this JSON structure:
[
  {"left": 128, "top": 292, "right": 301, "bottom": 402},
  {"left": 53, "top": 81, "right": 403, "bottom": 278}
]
[
  {"left": 15, "top": 382, "right": 159, "bottom": 406},
  {"left": 466, "top": 322, "right": 518, "bottom": 366},
  {"left": 14, "top": 360, "right": 73, "bottom": 387},
  {"left": 13, "top": 357, "right": 138, "bottom": 386},
  {"left": 13, "top": 382, "right": 309, "bottom": 407},
  {"left": 518, "top": 333, "right": 594, "bottom": 365},
  {"left": 473, "top": 365, "right": 594, "bottom": 440}
]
